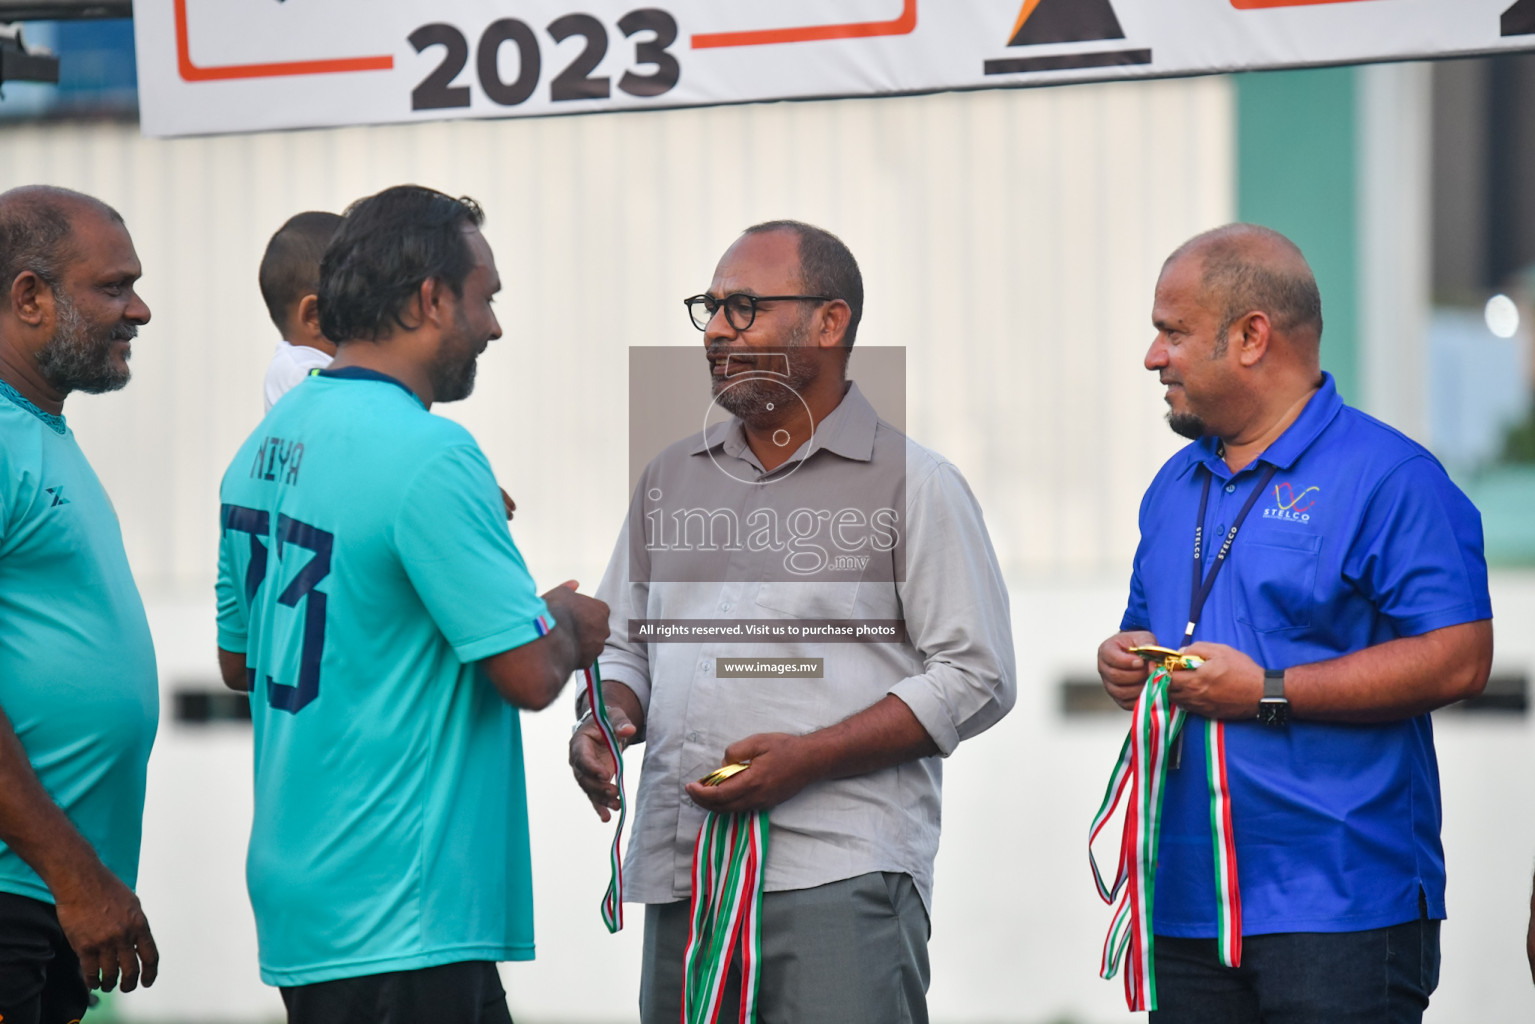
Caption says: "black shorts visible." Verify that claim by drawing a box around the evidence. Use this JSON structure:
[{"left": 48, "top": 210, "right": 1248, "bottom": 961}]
[
  {"left": 281, "top": 960, "right": 513, "bottom": 1024},
  {"left": 0, "top": 891, "right": 89, "bottom": 1024}
]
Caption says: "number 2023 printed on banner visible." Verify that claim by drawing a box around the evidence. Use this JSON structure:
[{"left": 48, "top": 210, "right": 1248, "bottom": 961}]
[{"left": 410, "top": 8, "right": 679, "bottom": 110}]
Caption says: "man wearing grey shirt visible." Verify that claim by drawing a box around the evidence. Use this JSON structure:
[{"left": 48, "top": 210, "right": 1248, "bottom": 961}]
[{"left": 569, "top": 221, "right": 1016, "bottom": 1024}]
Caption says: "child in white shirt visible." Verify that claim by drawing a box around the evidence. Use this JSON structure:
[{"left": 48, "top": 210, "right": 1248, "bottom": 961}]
[{"left": 259, "top": 211, "right": 343, "bottom": 411}]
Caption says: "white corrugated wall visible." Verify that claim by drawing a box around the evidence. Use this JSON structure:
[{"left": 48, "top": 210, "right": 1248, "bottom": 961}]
[{"left": 0, "top": 77, "right": 1230, "bottom": 600}]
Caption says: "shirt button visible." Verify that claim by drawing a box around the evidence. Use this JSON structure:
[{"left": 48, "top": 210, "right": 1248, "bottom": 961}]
[
  {"left": 1224, "top": 483, "right": 1236, "bottom": 494},
  {"left": 720, "top": 602, "right": 731, "bottom": 613},
  {"left": 687, "top": 732, "right": 701, "bottom": 743}
]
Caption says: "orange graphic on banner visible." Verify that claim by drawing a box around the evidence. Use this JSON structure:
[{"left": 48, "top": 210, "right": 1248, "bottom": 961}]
[
  {"left": 691, "top": 0, "right": 916, "bottom": 49},
  {"left": 1007, "top": 0, "right": 1125, "bottom": 46},
  {"left": 986, "top": 0, "right": 1145, "bottom": 75},
  {"left": 1231, "top": 0, "right": 1381, "bottom": 8},
  {"left": 175, "top": 0, "right": 394, "bottom": 82},
  {"left": 1010, "top": 0, "right": 1045, "bottom": 41}
]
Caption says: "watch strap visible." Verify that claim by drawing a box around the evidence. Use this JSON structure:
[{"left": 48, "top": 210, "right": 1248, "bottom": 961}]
[{"left": 1263, "top": 668, "right": 1286, "bottom": 700}]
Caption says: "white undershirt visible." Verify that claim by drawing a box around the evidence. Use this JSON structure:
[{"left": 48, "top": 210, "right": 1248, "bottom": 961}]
[{"left": 263, "top": 340, "right": 334, "bottom": 412}]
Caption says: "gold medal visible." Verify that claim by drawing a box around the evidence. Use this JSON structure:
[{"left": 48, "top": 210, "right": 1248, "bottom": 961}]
[
  {"left": 698, "top": 761, "right": 751, "bottom": 787},
  {"left": 1128, "top": 645, "right": 1205, "bottom": 671}
]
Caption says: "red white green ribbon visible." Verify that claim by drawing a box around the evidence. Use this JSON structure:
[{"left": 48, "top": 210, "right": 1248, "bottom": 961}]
[
  {"left": 1204, "top": 709, "right": 1242, "bottom": 968},
  {"left": 682, "top": 811, "right": 770, "bottom": 1024},
  {"left": 582, "top": 663, "right": 627, "bottom": 933},
  {"left": 1089, "top": 667, "right": 1242, "bottom": 1011}
]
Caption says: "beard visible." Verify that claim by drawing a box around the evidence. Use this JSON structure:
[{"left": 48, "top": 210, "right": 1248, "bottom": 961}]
[
  {"left": 430, "top": 308, "right": 481, "bottom": 403},
  {"left": 709, "top": 316, "right": 820, "bottom": 421},
  {"left": 1166, "top": 411, "right": 1209, "bottom": 440},
  {"left": 430, "top": 352, "right": 477, "bottom": 403},
  {"left": 35, "top": 290, "right": 134, "bottom": 394}
]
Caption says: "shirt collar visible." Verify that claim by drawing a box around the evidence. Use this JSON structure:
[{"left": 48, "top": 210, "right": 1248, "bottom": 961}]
[
  {"left": 689, "top": 380, "right": 880, "bottom": 464},
  {"left": 1176, "top": 372, "right": 1343, "bottom": 480},
  {"left": 1257, "top": 372, "right": 1344, "bottom": 469},
  {"left": 0, "top": 376, "right": 66, "bottom": 435},
  {"left": 316, "top": 366, "right": 425, "bottom": 407}
]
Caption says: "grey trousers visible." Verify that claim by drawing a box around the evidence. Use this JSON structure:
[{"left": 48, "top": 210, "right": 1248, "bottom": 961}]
[{"left": 639, "top": 871, "right": 930, "bottom": 1024}]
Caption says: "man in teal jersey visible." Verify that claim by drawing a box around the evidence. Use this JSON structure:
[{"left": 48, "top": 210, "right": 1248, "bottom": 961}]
[
  {"left": 216, "top": 185, "right": 608, "bottom": 1024},
  {"left": 0, "top": 186, "right": 160, "bottom": 1023}
]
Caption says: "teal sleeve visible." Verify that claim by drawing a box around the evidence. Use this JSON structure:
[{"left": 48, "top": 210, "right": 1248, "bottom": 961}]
[
  {"left": 216, "top": 501, "right": 249, "bottom": 653},
  {"left": 0, "top": 443, "right": 12, "bottom": 546},
  {"left": 394, "top": 444, "right": 551, "bottom": 662}
]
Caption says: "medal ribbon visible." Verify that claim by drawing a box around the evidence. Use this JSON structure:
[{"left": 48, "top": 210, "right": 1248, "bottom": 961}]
[
  {"left": 582, "top": 663, "right": 628, "bottom": 933},
  {"left": 681, "top": 811, "right": 770, "bottom": 1024},
  {"left": 1089, "top": 461, "right": 1277, "bottom": 1009}
]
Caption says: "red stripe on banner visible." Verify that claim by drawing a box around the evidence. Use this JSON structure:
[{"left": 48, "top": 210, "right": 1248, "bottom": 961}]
[
  {"left": 691, "top": 0, "right": 917, "bottom": 49},
  {"left": 1231, "top": 0, "right": 1381, "bottom": 7},
  {"left": 174, "top": 0, "right": 393, "bottom": 82}
]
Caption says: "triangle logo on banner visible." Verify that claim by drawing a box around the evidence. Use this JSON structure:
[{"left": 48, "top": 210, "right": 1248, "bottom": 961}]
[
  {"left": 985, "top": 0, "right": 1149, "bottom": 76},
  {"left": 1009, "top": 0, "right": 1127, "bottom": 47}
]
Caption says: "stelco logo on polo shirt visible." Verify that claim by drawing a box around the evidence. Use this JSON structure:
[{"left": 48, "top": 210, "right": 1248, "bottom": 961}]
[{"left": 1263, "top": 481, "right": 1319, "bottom": 523}]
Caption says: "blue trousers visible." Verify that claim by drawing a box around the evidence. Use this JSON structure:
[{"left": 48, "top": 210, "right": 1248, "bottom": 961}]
[{"left": 1150, "top": 916, "right": 1441, "bottom": 1024}]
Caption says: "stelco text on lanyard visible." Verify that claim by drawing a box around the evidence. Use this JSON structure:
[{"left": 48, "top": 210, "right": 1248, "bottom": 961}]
[{"left": 1170, "top": 460, "right": 1280, "bottom": 767}]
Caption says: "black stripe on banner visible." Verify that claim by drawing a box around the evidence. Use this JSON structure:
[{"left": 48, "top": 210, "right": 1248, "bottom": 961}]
[
  {"left": 1505, "top": 0, "right": 1535, "bottom": 36},
  {"left": 983, "top": 48, "right": 1153, "bottom": 76}
]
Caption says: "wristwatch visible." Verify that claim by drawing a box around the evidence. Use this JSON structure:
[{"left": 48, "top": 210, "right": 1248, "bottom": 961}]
[{"left": 1257, "top": 669, "right": 1289, "bottom": 726}]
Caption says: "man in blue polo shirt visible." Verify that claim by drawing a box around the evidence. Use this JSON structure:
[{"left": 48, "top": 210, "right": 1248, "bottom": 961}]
[
  {"left": 216, "top": 185, "right": 609, "bottom": 1024},
  {"left": 0, "top": 187, "right": 161, "bottom": 1021},
  {"left": 1098, "top": 224, "right": 1493, "bottom": 1022}
]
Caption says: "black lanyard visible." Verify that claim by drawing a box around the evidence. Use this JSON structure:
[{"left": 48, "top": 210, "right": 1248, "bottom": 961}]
[
  {"left": 1168, "top": 460, "right": 1277, "bottom": 770},
  {"left": 1184, "top": 461, "right": 1279, "bottom": 647}
]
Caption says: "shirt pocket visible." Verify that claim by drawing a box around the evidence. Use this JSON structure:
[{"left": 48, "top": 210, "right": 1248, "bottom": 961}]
[
  {"left": 754, "top": 580, "right": 861, "bottom": 619},
  {"left": 1233, "top": 533, "right": 1322, "bottom": 633}
]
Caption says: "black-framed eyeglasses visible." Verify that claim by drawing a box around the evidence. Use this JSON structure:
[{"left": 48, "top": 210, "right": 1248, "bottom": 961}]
[{"left": 683, "top": 292, "right": 836, "bottom": 332}]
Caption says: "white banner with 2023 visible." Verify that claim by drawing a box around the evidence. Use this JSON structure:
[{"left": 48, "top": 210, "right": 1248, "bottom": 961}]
[{"left": 134, "top": 0, "right": 1535, "bottom": 137}]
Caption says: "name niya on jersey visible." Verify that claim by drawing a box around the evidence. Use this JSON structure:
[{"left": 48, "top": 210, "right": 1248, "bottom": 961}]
[{"left": 249, "top": 434, "right": 304, "bottom": 485}]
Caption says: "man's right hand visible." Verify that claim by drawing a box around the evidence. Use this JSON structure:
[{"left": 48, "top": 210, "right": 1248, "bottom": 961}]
[
  {"left": 479, "top": 583, "right": 610, "bottom": 709},
  {"left": 1098, "top": 629, "right": 1156, "bottom": 710},
  {"left": 52, "top": 863, "right": 158, "bottom": 993},
  {"left": 541, "top": 582, "right": 610, "bottom": 668},
  {"left": 569, "top": 703, "right": 638, "bottom": 823}
]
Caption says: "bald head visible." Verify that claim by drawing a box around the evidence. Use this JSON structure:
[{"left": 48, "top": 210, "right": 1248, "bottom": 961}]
[
  {"left": 0, "top": 186, "right": 124, "bottom": 293},
  {"left": 1164, "top": 223, "right": 1322, "bottom": 352}
]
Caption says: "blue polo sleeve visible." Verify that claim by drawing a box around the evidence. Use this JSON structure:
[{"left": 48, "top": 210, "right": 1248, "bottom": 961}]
[
  {"left": 1121, "top": 485, "right": 1155, "bottom": 631},
  {"left": 1342, "top": 454, "right": 1492, "bottom": 636},
  {"left": 394, "top": 444, "right": 552, "bottom": 662}
]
